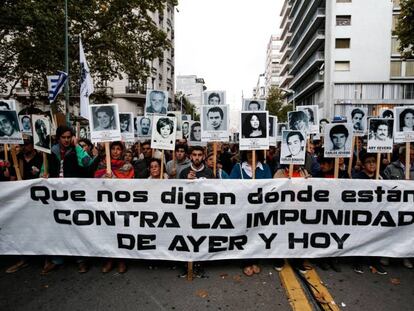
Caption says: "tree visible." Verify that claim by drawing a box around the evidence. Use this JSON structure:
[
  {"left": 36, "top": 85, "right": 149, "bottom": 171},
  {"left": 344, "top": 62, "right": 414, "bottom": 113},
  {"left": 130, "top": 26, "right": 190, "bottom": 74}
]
[
  {"left": 395, "top": 0, "right": 414, "bottom": 58},
  {"left": 174, "top": 92, "right": 200, "bottom": 121},
  {"left": 0, "top": 0, "right": 177, "bottom": 100},
  {"left": 265, "top": 86, "right": 293, "bottom": 122}
]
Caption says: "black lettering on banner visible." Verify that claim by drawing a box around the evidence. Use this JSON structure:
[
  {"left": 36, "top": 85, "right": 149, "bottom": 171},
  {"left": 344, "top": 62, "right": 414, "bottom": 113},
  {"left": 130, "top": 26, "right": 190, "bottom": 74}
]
[
  {"left": 31, "top": 186, "right": 51, "bottom": 204},
  {"left": 258, "top": 233, "right": 277, "bottom": 249},
  {"left": 248, "top": 188, "right": 263, "bottom": 204},
  {"left": 289, "top": 232, "right": 350, "bottom": 249},
  {"left": 280, "top": 210, "right": 299, "bottom": 224},
  {"left": 372, "top": 211, "right": 396, "bottom": 227},
  {"left": 118, "top": 234, "right": 135, "bottom": 250},
  {"left": 187, "top": 236, "right": 207, "bottom": 252},
  {"left": 168, "top": 235, "right": 190, "bottom": 252},
  {"left": 54, "top": 209, "right": 71, "bottom": 224},
  {"left": 289, "top": 232, "right": 309, "bottom": 249},
  {"left": 133, "top": 191, "right": 148, "bottom": 202},
  {"left": 301, "top": 209, "right": 321, "bottom": 224},
  {"left": 229, "top": 235, "right": 247, "bottom": 250},
  {"left": 140, "top": 211, "right": 158, "bottom": 227},
  {"left": 96, "top": 210, "right": 115, "bottom": 226},
  {"left": 185, "top": 192, "right": 200, "bottom": 209},
  {"left": 310, "top": 232, "right": 330, "bottom": 248},
  {"left": 115, "top": 191, "right": 130, "bottom": 202},
  {"left": 342, "top": 190, "right": 356, "bottom": 202},
  {"left": 388, "top": 189, "right": 401, "bottom": 202},
  {"left": 358, "top": 190, "right": 373, "bottom": 202},
  {"left": 399, "top": 212, "right": 414, "bottom": 226},
  {"left": 73, "top": 210, "right": 94, "bottom": 225},
  {"left": 137, "top": 234, "right": 156, "bottom": 250},
  {"left": 352, "top": 210, "right": 372, "bottom": 225},
  {"left": 158, "top": 212, "right": 180, "bottom": 228},
  {"left": 250, "top": 211, "right": 278, "bottom": 228},
  {"left": 117, "top": 211, "right": 139, "bottom": 227},
  {"left": 192, "top": 213, "right": 234, "bottom": 229},
  {"left": 331, "top": 233, "right": 350, "bottom": 249},
  {"left": 97, "top": 190, "right": 112, "bottom": 202},
  {"left": 209, "top": 236, "right": 227, "bottom": 253},
  {"left": 322, "top": 210, "right": 343, "bottom": 225}
]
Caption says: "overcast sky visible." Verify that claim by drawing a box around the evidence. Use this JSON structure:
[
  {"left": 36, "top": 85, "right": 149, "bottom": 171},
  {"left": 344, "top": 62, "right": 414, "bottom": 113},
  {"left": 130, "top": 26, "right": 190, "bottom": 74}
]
[{"left": 175, "top": 0, "right": 282, "bottom": 117}]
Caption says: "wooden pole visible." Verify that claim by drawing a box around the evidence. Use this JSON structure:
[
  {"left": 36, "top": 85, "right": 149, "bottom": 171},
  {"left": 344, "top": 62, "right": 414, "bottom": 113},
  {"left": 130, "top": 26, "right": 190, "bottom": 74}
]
[
  {"left": 406, "top": 142, "right": 410, "bottom": 180},
  {"left": 252, "top": 150, "right": 256, "bottom": 180},
  {"left": 105, "top": 142, "right": 111, "bottom": 175},
  {"left": 334, "top": 158, "right": 339, "bottom": 179},
  {"left": 4, "top": 144, "right": 8, "bottom": 162},
  {"left": 263, "top": 150, "right": 267, "bottom": 163},
  {"left": 356, "top": 136, "right": 360, "bottom": 164},
  {"left": 288, "top": 164, "right": 294, "bottom": 178},
  {"left": 213, "top": 142, "right": 217, "bottom": 177},
  {"left": 187, "top": 262, "right": 193, "bottom": 281},
  {"left": 10, "top": 145, "right": 22, "bottom": 180},
  {"left": 42, "top": 152, "right": 48, "bottom": 177},
  {"left": 76, "top": 122, "right": 80, "bottom": 139},
  {"left": 376, "top": 153, "right": 381, "bottom": 180},
  {"left": 348, "top": 136, "right": 355, "bottom": 178},
  {"left": 160, "top": 150, "right": 164, "bottom": 179}
]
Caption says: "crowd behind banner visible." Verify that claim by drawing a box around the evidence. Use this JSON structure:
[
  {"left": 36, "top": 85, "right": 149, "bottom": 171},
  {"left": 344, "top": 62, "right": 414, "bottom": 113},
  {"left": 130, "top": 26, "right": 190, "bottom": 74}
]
[{"left": 1, "top": 93, "right": 414, "bottom": 278}]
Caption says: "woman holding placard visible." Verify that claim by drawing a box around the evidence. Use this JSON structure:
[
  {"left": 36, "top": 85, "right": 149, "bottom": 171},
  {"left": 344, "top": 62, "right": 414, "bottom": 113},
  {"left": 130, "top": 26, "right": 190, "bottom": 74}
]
[{"left": 148, "top": 158, "right": 169, "bottom": 179}]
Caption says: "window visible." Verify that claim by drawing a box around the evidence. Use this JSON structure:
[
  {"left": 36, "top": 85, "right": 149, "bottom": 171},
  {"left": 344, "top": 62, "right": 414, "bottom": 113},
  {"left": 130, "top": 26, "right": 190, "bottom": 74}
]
[
  {"left": 404, "top": 84, "right": 414, "bottom": 99},
  {"left": 391, "top": 37, "right": 400, "bottom": 54},
  {"left": 336, "top": 15, "right": 351, "bottom": 26},
  {"left": 335, "top": 38, "right": 351, "bottom": 48},
  {"left": 406, "top": 61, "right": 414, "bottom": 77},
  {"left": 392, "top": 14, "right": 399, "bottom": 33},
  {"left": 335, "top": 61, "right": 350, "bottom": 71},
  {"left": 390, "top": 61, "right": 402, "bottom": 76},
  {"left": 337, "top": 0, "right": 351, "bottom": 2}
]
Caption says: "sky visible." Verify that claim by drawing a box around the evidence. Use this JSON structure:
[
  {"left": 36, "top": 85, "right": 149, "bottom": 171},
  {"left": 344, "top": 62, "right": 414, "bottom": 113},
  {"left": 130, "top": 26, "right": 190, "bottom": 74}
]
[{"left": 175, "top": 0, "right": 283, "bottom": 118}]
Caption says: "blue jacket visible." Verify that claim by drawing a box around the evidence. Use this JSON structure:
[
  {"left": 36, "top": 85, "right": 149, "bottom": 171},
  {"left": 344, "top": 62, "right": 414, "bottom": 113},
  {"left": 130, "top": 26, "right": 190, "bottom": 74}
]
[{"left": 229, "top": 162, "right": 272, "bottom": 179}]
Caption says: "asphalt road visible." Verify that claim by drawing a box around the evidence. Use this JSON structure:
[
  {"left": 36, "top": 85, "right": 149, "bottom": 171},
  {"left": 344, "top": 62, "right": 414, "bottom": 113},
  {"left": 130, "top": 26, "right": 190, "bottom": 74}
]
[{"left": 0, "top": 257, "right": 413, "bottom": 311}]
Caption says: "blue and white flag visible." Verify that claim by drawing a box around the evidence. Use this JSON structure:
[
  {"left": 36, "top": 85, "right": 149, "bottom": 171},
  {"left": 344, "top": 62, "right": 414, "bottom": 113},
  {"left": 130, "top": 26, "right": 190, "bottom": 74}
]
[
  {"left": 47, "top": 71, "right": 68, "bottom": 104},
  {"left": 79, "top": 38, "right": 94, "bottom": 119}
]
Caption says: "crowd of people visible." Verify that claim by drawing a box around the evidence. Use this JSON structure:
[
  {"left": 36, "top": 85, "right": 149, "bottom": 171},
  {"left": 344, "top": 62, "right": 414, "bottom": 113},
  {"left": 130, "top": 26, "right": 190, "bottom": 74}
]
[{"left": 1, "top": 124, "right": 413, "bottom": 277}]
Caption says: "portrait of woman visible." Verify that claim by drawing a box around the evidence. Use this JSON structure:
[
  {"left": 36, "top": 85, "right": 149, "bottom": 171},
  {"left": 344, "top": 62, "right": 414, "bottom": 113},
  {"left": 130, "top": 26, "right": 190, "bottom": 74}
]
[
  {"left": 151, "top": 117, "right": 175, "bottom": 150},
  {"left": 242, "top": 113, "right": 266, "bottom": 138},
  {"left": 288, "top": 111, "right": 309, "bottom": 132},
  {"left": 399, "top": 108, "right": 414, "bottom": 132},
  {"left": 190, "top": 121, "right": 202, "bottom": 142},
  {"left": 119, "top": 114, "right": 131, "bottom": 133}
]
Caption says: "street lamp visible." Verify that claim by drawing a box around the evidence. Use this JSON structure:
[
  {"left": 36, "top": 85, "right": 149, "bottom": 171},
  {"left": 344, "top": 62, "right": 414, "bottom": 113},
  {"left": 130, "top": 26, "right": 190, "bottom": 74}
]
[{"left": 279, "top": 88, "right": 296, "bottom": 110}]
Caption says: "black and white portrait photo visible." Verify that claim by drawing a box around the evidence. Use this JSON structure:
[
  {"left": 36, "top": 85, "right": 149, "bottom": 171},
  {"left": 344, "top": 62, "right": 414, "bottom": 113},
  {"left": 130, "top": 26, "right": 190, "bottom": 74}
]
[
  {"left": 119, "top": 112, "right": 134, "bottom": 142},
  {"left": 31, "top": 115, "right": 51, "bottom": 153},
  {"left": 0, "top": 99, "right": 16, "bottom": 111},
  {"left": 89, "top": 104, "right": 121, "bottom": 143},
  {"left": 367, "top": 118, "right": 394, "bottom": 153},
  {"left": 380, "top": 108, "right": 394, "bottom": 119},
  {"left": 242, "top": 99, "right": 266, "bottom": 111},
  {"left": 78, "top": 126, "right": 89, "bottom": 139},
  {"left": 280, "top": 130, "right": 306, "bottom": 165},
  {"left": 134, "top": 116, "right": 152, "bottom": 139},
  {"left": 240, "top": 111, "right": 269, "bottom": 150},
  {"left": 297, "top": 105, "right": 319, "bottom": 134},
  {"left": 393, "top": 106, "right": 414, "bottom": 143},
  {"left": 276, "top": 123, "right": 287, "bottom": 141},
  {"left": 167, "top": 111, "right": 182, "bottom": 139},
  {"left": 19, "top": 115, "right": 32, "bottom": 134},
  {"left": 319, "top": 118, "right": 329, "bottom": 135},
  {"left": 188, "top": 121, "right": 206, "bottom": 146},
  {"left": 145, "top": 90, "right": 168, "bottom": 115},
  {"left": 346, "top": 107, "right": 368, "bottom": 136},
  {"left": 203, "top": 91, "right": 226, "bottom": 106},
  {"left": 288, "top": 111, "right": 310, "bottom": 134},
  {"left": 151, "top": 116, "right": 176, "bottom": 151},
  {"left": 0, "top": 110, "right": 23, "bottom": 144},
  {"left": 201, "top": 105, "right": 229, "bottom": 142},
  {"left": 324, "top": 123, "right": 353, "bottom": 158},
  {"left": 269, "top": 116, "right": 277, "bottom": 146},
  {"left": 182, "top": 121, "right": 190, "bottom": 140}
]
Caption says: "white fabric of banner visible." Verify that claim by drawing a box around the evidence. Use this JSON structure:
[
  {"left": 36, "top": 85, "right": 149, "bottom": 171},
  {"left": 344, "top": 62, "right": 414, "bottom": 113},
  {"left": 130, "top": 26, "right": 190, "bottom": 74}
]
[{"left": 1, "top": 178, "right": 414, "bottom": 261}]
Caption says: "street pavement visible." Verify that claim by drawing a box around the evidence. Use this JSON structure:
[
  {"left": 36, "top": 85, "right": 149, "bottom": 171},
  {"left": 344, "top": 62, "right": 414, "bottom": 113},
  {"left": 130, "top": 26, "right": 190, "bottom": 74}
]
[{"left": 0, "top": 257, "right": 413, "bottom": 311}]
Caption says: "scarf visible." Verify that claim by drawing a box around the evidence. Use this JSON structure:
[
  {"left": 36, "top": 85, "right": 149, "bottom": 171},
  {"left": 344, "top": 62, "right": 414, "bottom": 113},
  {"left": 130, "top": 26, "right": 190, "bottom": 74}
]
[{"left": 94, "top": 159, "right": 134, "bottom": 179}]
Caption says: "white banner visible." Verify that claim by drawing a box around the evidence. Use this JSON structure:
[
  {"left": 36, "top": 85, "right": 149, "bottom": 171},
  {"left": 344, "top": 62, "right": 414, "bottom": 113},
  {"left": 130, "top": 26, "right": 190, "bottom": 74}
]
[{"left": 1, "top": 179, "right": 414, "bottom": 261}]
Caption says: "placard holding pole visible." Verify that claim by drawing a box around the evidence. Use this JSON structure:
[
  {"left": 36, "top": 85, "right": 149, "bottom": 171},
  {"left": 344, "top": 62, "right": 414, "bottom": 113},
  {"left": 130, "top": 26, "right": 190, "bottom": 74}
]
[
  {"left": 42, "top": 152, "right": 48, "bottom": 177},
  {"left": 10, "top": 145, "right": 22, "bottom": 181},
  {"left": 160, "top": 150, "right": 164, "bottom": 180},
  {"left": 288, "top": 164, "right": 293, "bottom": 178},
  {"left": 213, "top": 142, "right": 217, "bottom": 177},
  {"left": 105, "top": 142, "right": 111, "bottom": 176},
  {"left": 348, "top": 136, "right": 355, "bottom": 178},
  {"left": 334, "top": 158, "right": 339, "bottom": 179},
  {"left": 376, "top": 153, "right": 381, "bottom": 180},
  {"left": 4, "top": 144, "right": 8, "bottom": 162},
  {"left": 406, "top": 142, "right": 410, "bottom": 180},
  {"left": 252, "top": 150, "right": 256, "bottom": 180}
]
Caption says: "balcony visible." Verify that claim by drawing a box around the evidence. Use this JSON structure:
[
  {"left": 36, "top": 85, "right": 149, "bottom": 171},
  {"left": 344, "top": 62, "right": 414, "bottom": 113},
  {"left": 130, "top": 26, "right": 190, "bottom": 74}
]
[
  {"left": 95, "top": 86, "right": 114, "bottom": 97},
  {"left": 294, "top": 72, "right": 324, "bottom": 100},
  {"left": 280, "top": 19, "right": 292, "bottom": 41},
  {"left": 290, "top": 30, "right": 325, "bottom": 74},
  {"left": 280, "top": 46, "right": 292, "bottom": 64},
  {"left": 279, "top": 74, "right": 294, "bottom": 89},
  {"left": 279, "top": 60, "right": 292, "bottom": 76},
  {"left": 290, "top": 51, "right": 324, "bottom": 88},
  {"left": 289, "top": 0, "right": 302, "bottom": 19},
  {"left": 290, "top": 7, "right": 325, "bottom": 48}
]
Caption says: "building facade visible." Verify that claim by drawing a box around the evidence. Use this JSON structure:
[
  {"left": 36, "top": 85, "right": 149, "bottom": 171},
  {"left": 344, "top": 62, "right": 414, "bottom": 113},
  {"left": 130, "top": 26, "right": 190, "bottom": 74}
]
[
  {"left": 278, "top": 0, "right": 414, "bottom": 118},
  {"left": 175, "top": 75, "right": 206, "bottom": 113},
  {"left": 264, "top": 35, "right": 282, "bottom": 95}
]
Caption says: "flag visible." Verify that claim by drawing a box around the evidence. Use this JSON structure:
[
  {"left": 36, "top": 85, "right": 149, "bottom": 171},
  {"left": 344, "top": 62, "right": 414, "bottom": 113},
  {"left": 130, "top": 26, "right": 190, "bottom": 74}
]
[
  {"left": 79, "top": 37, "right": 94, "bottom": 119},
  {"left": 47, "top": 71, "right": 68, "bottom": 104}
]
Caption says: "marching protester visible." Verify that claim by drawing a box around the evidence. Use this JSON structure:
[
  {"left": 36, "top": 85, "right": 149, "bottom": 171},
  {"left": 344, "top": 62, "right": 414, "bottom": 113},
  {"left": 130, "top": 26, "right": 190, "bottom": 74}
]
[
  {"left": 230, "top": 151, "right": 271, "bottom": 276},
  {"left": 148, "top": 157, "right": 169, "bottom": 179},
  {"left": 133, "top": 141, "right": 152, "bottom": 178},
  {"left": 206, "top": 151, "right": 229, "bottom": 179},
  {"left": 165, "top": 143, "right": 190, "bottom": 178},
  {"left": 41, "top": 126, "right": 95, "bottom": 274},
  {"left": 95, "top": 141, "right": 134, "bottom": 273}
]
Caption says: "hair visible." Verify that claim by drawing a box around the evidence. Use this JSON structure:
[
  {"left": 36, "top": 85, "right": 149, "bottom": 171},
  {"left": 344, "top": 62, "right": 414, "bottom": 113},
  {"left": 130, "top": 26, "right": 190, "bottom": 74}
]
[
  {"left": 190, "top": 122, "right": 201, "bottom": 140},
  {"left": 119, "top": 114, "right": 130, "bottom": 130},
  {"left": 94, "top": 105, "right": 114, "bottom": 118},
  {"left": 156, "top": 117, "right": 174, "bottom": 135},
  {"left": 21, "top": 115, "right": 30, "bottom": 123},
  {"left": 329, "top": 124, "right": 349, "bottom": 140},
  {"left": 78, "top": 138, "right": 93, "bottom": 150},
  {"left": 351, "top": 108, "right": 365, "bottom": 119},
  {"left": 289, "top": 111, "right": 308, "bottom": 129},
  {"left": 317, "top": 154, "right": 334, "bottom": 165},
  {"left": 0, "top": 101, "right": 10, "bottom": 110},
  {"left": 208, "top": 92, "right": 220, "bottom": 104},
  {"left": 207, "top": 106, "right": 224, "bottom": 119},
  {"left": 139, "top": 117, "right": 151, "bottom": 126},
  {"left": 248, "top": 101, "right": 260, "bottom": 109},
  {"left": 175, "top": 143, "right": 188, "bottom": 153},
  {"left": 190, "top": 145, "right": 205, "bottom": 154},
  {"left": 110, "top": 141, "right": 124, "bottom": 151},
  {"left": 56, "top": 125, "right": 74, "bottom": 140},
  {"left": 0, "top": 111, "right": 17, "bottom": 132},
  {"left": 286, "top": 131, "right": 305, "bottom": 143},
  {"left": 382, "top": 110, "right": 393, "bottom": 118},
  {"left": 34, "top": 119, "right": 46, "bottom": 132},
  {"left": 149, "top": 157, "right": 161, "bottom": 167},
  {"left": 361, "top": 152, "right": 376, "bottom": 164},
  {"left": 372, "top": 119, "right": 390, "bottom": 134},
  {"left": 240, "top": 150, "right": 264, "bottom": 163},
  {"left": 303, "top": 107, "right": 314, "bottom": 123},
  {"left": 141, "top": 140, "right": 151, "bottom": 148},
  {"left": 242, "top": 113, "right": 266, "bottom": 138},
  {"left": 399, "top": 108, "right": 414, "bottom": 130},
  {"left": 150, "top": 90, "right": 165, "bottom": 101},
  {"left": 319, "top": 118, "right": 329, "bottom": 124}
]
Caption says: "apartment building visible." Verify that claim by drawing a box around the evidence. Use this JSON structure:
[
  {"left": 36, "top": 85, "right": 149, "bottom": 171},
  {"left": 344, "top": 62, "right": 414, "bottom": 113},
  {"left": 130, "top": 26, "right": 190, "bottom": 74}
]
[
  {"left": 175, "top": 75, "right": 206, "bottom": 114},
  {"left": 278, "top": 0, "right": 414, "bottom": 119},
  {"left": 264, "top": 35, "right": 283, "bottom": 95}
]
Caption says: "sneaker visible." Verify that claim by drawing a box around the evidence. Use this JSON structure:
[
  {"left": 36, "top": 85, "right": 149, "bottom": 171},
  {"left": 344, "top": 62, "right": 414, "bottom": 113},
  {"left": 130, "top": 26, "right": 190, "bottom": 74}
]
[
  {"left": 353, "top": 264, "right": 364, "bottom": 274},
  {"left": 6, "top": 260, "right": 29, "bottom": 274},
  {"left": 194, "top": 264, "right": 208, "bottom": 278},
  {"left": 403, "top": 258, "right": 413, "bottom": 269},
  {"left": 370, "top": 265, "right": 387, "bottom": 275},
  {"left": 78, "top": 262, "right": 89, "bottom": 274},
  {"left": 294, "top": 263, "right": 308, "bottom": 275},
  {"left": 274, "top": 259, "right": 285, "bottom": 272},
  {"left": 380, "top": 257, "right": 390, "bottom": 266}
]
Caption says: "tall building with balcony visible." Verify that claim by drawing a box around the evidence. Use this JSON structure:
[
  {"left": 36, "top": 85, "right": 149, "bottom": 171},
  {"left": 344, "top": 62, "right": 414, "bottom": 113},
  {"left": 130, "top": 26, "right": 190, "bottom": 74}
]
[
  {"left": 264, "top": 35, "right": 282, "bottom": 95},
  {"left": 279, "top": 0, "right": 414, "bottom": 118},
  {"left": 253, "top": 74, "right": 266, "bottom": 99},
  {"left": 176, "top": 75, "right": 206, "bottom": 113}
]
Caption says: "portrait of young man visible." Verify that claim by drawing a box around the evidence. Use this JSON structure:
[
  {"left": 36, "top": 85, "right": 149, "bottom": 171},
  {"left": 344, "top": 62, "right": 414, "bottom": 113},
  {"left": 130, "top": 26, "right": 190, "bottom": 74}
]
[
  {"left": 242, "top": 99, "right": 266, "bottom": 111},
  {"left": 145, "top": 90, "right": 168, "bottom": 115},
  {"left": 20, "top": 115, "right": 32, "bottom": 134},
  {"left": 347, "top": 107, "right": 367, "bottom": 135},
  {"left": 203, "top": 91, "right": 225, "bottom": 106},
  {"left": 0, "top": 110, "right": 23, "bottom": 144},
  {"left": 280, "top": 130, "right": 306, "bottom": 164},
  {"left": 134, "top": 116, "right": 152, "bottom": 138},
  {"left": 205, "top": 106, "right": 226, "bottom": 131},
  {"left": 324, "top": 123, "right": 353, "bottom": 158},
  {"left": 368, "top": 118, "right": 393, "bottom": 153}
]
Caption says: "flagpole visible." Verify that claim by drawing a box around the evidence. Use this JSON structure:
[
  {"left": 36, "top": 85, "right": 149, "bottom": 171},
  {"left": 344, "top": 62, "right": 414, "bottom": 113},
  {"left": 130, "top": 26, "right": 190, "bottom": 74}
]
[{"left": 64, "top": 0, "right": 70, "bottom": 126}]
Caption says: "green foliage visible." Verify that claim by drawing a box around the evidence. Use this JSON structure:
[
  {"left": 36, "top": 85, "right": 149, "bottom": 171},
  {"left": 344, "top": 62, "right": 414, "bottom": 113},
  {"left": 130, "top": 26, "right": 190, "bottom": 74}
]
[
  {"left": 174, "top": 92, "right": 199, "bottom": 121},
  {"left": 266, "top": 86, "right": 293, "bottom": 122},
  {"left": 0, "top": 0, "right": 177, "bottom": 99},
  {"left": 395, "top": 0, "right": 414, "bottom": 58}
]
